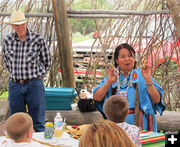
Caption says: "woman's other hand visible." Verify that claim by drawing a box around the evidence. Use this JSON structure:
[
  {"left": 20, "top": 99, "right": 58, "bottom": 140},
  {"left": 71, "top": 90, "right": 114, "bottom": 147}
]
[{"left": 141, "top": 64, "right": 151, "bottom": 81}]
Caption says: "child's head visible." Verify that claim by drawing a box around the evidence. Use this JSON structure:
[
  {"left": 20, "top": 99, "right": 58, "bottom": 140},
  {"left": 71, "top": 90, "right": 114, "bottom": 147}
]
[
  {"left": 79, "top": 119, "right": 136, "bottom": 147},
  {"left": 6, "top": 112, "right": 34, "bottom": 142},
  {"left": 104, "top": 95, "right": 129, "bottom": 123}
]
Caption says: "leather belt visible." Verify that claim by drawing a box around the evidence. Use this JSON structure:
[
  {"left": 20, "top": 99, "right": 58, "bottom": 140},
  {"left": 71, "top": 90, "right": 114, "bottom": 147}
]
[
  {"left": 128, "top": 109, "right": 135, "bottom": 114},
  {"left": 128, "top": 109, "right": 144, "bottom": 114},
  {"left": 12, "top": 76, "right": 43, "bottom": 84},
  {"left": 128, "top": 109, "right": 144, "bottom": 130},
  {"left": 128, "top": 108, "right": 154, "bottom": 131}
]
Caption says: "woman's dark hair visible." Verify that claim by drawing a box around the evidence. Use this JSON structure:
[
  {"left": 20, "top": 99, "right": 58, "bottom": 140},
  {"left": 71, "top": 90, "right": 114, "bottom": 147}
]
[
  {"left": 114, "top": 43, "right": 136, "bottom": 68},
  {"left": 113, "top": 43, "right": 137, "bottom": 89}
]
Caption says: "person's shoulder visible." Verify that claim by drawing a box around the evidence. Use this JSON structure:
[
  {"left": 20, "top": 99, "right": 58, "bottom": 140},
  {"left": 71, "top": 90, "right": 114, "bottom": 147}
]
[
  {"left": 117, "top": 122, "right": 129, "bottom": 129},
  {"left": 123, "top": 122, "right": 139, "bottom": 131},
  {"left": 29, "top": 30, "right": 44, "bottom": 40},
  {"left": 3, "top": 33, "right": 15, "bottom": 41},
  {"left": 31, "top": 141, "right": 42, "bottom": 147},
  {"left": 133, "top": 67, "right": 142, "bottom": 74},
  {"left": 29, "top": 30, "right": 41, "bottom": 36},
  {"left": 26, "top": 141, "right": 42, "bottom": 147},
  {"left": 130, "top": 124, "right": 140, "bottom": 131}
]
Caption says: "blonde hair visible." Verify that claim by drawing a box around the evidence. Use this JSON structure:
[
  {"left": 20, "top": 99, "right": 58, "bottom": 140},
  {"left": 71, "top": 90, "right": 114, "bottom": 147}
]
[
  {"left": 6, "top": 112, "right": 33, "bottom": 141},
  {"left": 79, "top": 120, "right": 136, "bottom": 147},
  {"left": 104, "top": 95, "right": 129, "bottom": 123}
]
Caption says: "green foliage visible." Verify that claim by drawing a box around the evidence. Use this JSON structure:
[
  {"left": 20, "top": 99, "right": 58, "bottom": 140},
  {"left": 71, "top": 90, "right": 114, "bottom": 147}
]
[
  {"left": 72, "top": 32, "right": 92, "bottom": 42},
  {"left": 0, "top": 91, "right": 8, "bottom": 101},
  {"left": 70, "top": 18, "right": 96, "bottom": 35},
  {"left": 169, "top": 60, "right": 178, "bottom": 70},
  {"left": 71, "top": 0, "right": 111, "bottom": 10},
  {"left": 72, "top": 0, "right": 92, "bottom": 9},
  {"left": 70, "top": 0, "right": 112, "bottom": 35}
]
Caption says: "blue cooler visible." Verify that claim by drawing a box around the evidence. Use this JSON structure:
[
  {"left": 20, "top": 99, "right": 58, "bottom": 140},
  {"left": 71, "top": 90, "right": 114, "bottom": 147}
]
[{"left": 45, "top": 87, "right": 77, "bottom": 110}]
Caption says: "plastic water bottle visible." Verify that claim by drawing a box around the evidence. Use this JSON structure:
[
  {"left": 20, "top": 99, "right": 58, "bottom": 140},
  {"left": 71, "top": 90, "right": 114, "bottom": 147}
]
[{"left": 54, "top": 112, "right": 63, "bottom": 138}]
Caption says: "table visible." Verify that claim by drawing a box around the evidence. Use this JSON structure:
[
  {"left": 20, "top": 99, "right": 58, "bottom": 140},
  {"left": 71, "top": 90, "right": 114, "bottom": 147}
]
[
  {"left": 0, "top": 132, "right": 79, "bottom": 147},
  {"left": 0, "top": 130, "right": 165, "bottom": 147},
  {"left": 140, "top": 131, "right": 165, "bottom": 147}
]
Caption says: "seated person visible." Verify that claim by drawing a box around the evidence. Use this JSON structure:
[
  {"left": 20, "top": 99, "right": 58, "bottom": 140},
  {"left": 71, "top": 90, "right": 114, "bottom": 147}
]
[
  {"left": 104, "top": 95, "right": 141, "bottom": 146},
  {"left": 2, "top": 112, "right": 42, "bottom": 147},
  {"left": 79, "top": 119, "right": 137, "bottom": 147},
  {"left": 93, "top": 43, "right": 165, "bottom": 132}
]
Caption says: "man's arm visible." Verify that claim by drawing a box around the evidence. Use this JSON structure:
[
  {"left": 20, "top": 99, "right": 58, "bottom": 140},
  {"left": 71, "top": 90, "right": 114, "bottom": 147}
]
[
  {"left": 40, "top": 38, "right": 52, "bottom": 72},
  {"left": 2, "top": 39, "right": 10, "bottom": 71}
]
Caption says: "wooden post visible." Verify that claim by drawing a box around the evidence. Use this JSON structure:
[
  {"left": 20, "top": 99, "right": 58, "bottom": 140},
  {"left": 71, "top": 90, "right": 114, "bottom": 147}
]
[
  {"left": 52, "top": 0, "right": 75, "bottom": 88},
  {"left": 166, "top": 0, "right": 180, "bottom": 38}
]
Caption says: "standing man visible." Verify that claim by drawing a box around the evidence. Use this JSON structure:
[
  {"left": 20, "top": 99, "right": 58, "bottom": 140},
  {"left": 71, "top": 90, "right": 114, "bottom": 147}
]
[{"left": 3, "top": 10, "right": 52, "bottom": 132}]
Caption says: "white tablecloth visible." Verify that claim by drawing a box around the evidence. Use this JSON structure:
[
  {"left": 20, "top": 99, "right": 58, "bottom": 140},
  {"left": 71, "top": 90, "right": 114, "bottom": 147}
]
[{"left": 0, "top": 132, "right": 79, "bottom": 147}]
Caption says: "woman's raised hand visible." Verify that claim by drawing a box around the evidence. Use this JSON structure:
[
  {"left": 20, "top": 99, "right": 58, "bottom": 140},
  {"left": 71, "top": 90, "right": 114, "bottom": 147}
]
[
  {"left": 107, "top": 68, "right": 118, "bottom": 84},
  {"left": 141, "top": 64, "right": 152, "bottom": 81}
]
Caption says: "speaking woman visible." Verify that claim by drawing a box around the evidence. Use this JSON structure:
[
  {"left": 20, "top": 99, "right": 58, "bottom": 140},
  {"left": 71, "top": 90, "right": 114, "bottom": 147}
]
[{"left": 93, "top": 43, "right": 165, "bottom": 132}]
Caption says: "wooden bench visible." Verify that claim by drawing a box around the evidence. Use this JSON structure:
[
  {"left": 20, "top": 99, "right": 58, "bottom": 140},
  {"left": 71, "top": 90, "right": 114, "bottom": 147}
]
[
  {"left": 46, "top": 110, "right": 180, "bottom": 131},
  {"left": 46, "top": 110, "right": 103, "bottom": 125},
  {"left": 1, "top": 101, "right": 180, "bottom": 132}
]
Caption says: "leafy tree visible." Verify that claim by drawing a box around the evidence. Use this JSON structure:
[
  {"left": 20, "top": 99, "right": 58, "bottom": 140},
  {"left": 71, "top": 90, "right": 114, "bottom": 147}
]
[{"left": 70, "top": 0, "right": 112, "bottom": 35}]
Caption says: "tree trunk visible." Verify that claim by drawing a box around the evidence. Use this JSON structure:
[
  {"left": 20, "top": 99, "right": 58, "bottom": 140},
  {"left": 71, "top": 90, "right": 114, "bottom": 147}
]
[
  {"left": 166, "top": 0, "right": 180, "bottom": 38},
  {"left": 52, "top": 0, "right": 75, "bottom": 88}
]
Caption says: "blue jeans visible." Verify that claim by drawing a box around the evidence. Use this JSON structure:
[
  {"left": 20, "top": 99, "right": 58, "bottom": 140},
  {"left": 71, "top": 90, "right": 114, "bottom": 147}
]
[{"left": 8, "top": 78, "right": 45, "bottom": 132}]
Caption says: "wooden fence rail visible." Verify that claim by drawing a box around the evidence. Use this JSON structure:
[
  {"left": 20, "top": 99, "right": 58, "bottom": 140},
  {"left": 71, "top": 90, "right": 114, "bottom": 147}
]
[{"left": 0, "top": 9, "right": 170, "bottom": 19}]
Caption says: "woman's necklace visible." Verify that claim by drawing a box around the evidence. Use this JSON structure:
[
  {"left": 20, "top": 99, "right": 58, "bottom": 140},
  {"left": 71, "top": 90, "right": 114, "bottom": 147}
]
[
  {"left": 121, "top": 77, "right": 128, "bottom": 86},
  {"left": 120, "top": 71, "right": 131, "bottom": 76},
  {"left": 120, "top": 73, "right": 130, "bottom": 88},
  {"left": 117, "top": 71, "right": 133, "bottom": 98}
]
